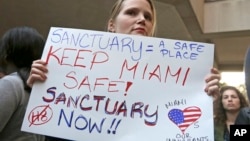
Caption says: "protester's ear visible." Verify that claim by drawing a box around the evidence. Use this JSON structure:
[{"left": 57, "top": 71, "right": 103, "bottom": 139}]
[{"left": 108, "top": 19, "right": 115, "bottom": 32}]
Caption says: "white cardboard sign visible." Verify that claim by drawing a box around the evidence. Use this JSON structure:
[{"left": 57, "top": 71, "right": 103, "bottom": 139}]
[{"left": 22, "top": 27, "right": 214, "bottom": 141}]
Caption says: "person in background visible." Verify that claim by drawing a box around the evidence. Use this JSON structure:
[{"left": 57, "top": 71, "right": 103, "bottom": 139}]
[
  {"left": 214, "top": 85, "right": 249, "bottom": 141},
  {"left": 0, "top": 65, "right": 6, "bottom": 78},
  {"left": 0, "top": 70, "right": 5, "bottom": 78},
  {"left": 0, "top": 26, "right": 45, "bottom": 141},
  {"left": 26, "top": 0, "right": 221, "bottom": 140},
  {"left": 234, "top": 47, "right": 250, "bottom": 125},
  {"left": 0, "top": 40, "right": 6, "bottom": 79}
]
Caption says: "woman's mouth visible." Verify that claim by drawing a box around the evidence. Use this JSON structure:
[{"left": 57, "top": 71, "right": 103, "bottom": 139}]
[{"left": 133, "top": 28, "right": 146, "bottom": 35}]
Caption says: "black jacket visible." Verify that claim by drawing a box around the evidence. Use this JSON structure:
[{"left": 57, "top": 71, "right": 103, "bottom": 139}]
[{"left": 235, "top": 107, "right": 250, "bottom": 124}]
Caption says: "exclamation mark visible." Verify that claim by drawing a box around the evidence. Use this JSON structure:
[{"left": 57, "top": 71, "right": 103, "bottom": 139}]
[
  {"left": 124, "top": 81, "right": 133, "bottom": 96},
  {"left": 107, "top": 118, "right": 121, "bottom": 134}
]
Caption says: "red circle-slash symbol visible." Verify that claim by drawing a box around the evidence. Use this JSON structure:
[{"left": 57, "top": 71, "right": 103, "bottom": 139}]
[{"left": 28, "top": 105, "right": 53, "bottom": 127}]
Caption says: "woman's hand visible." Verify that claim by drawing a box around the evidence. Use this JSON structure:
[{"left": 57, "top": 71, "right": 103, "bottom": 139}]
[
  {"left": 27, "top": 60, "right": 48, "bottom": 87},
  {"left": 204, "top": 68, "right": 221, "bottom": 99}
]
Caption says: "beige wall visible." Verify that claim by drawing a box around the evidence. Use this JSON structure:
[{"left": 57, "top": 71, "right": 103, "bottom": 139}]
[
  {"left": 189, "top": 0, "right": 205, "bottom": 30},
  {"left": 204, "top": 0, "right": 250, "bottom": 33}
]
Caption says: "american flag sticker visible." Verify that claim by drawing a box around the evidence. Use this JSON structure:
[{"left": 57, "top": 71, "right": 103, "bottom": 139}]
[{"left": 168, "top": 106, "right": 202, "bottom": 133}]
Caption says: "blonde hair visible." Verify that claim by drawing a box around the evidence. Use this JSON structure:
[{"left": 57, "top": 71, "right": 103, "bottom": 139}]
[{"left": 107, "top": 0, "right": 157, "bottom": 36}]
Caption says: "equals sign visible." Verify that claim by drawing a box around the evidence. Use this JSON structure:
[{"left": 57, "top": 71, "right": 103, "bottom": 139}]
[{"left": 146, "top": 45, "right": 153, "bottom": 52}]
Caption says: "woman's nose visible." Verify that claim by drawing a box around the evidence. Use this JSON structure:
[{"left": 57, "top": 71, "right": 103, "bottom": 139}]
[{"left": 137, "top": 14, "right": 146, "bottom": 24}]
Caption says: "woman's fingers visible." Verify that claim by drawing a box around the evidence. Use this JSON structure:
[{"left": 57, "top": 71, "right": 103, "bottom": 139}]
[{"left": 27, "top": 60, "right": 48, "bottom": 87}]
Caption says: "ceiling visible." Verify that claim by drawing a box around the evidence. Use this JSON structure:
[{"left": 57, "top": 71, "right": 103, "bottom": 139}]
[{"left": 1, "top": 0, "right": 250, "bottom": 72}]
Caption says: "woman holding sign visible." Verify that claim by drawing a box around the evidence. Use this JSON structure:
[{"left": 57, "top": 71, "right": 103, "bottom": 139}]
[
  {"left": 27, "top": 0, "right": 221, "bottom": 140},
  {"left": 27, "top": 0, "right": 221, "bottom": 97}
]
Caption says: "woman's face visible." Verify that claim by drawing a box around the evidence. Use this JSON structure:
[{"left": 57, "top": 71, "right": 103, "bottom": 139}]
[
  {"left": 109, "top": 0, "right": 154, "bottom": 36},
  {"left": 222, "top": 89, "right": 241, "bottom": 112}
]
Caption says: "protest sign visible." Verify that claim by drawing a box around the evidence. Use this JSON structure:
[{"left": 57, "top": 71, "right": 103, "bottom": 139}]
[{"left": 22, "top": 27, "right": 214, "bottom": 141}]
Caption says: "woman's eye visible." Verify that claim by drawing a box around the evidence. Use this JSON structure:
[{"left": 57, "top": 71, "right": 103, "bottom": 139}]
[
  {"left": 232, "top": 96, "right": 239, "bottom": 99},
  {"left": 144, "top": 14, "right": 152, "bottom": 21},
  {"left": 222, "top": 96, "right": 228, "bottom": 99},
  {"left": 126, "top": 10, "right": 136, "bottom": 16}
]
